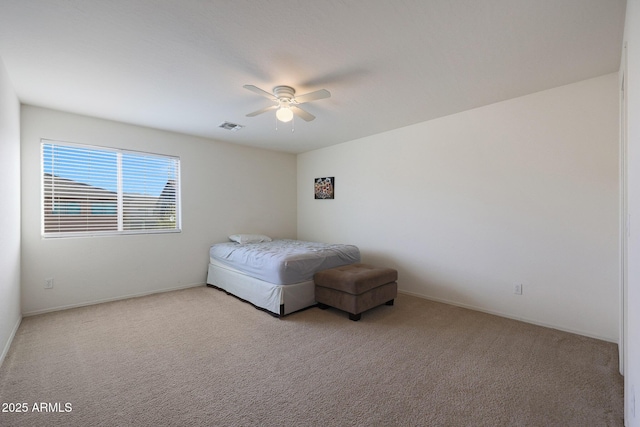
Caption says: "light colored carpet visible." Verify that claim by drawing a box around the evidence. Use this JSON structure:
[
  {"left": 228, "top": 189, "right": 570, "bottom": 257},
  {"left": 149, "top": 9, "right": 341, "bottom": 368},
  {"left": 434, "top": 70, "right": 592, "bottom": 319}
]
[{"left": 0, "top": 286, "right": 623, "bottom": 426}]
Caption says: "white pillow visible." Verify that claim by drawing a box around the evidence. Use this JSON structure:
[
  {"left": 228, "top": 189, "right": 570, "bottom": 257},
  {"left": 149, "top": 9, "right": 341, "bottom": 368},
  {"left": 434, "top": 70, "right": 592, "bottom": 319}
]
[{"left": 228, "top": 234, "right": 272, "bottom": 244}]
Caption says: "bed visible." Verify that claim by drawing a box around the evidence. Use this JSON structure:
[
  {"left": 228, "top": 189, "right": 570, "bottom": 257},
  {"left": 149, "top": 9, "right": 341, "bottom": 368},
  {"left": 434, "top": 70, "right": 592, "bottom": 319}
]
[{"left": 206, "top": 235, "right": 361, "bottom": 317}]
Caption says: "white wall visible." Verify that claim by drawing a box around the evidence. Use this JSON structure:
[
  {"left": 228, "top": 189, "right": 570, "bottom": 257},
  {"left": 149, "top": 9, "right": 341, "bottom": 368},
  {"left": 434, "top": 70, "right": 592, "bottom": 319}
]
[
  {"left": 298, "top": 73, "right": 619, "bottom": 342},
  {"left": 20, "top": 106, "right": 297, "bottom": 315},
  {"left": 623, "top": 1, "right": 640, "bottom": 425},
  {"left": 0, "top": 57, "right": 21, "bottom": 365}
]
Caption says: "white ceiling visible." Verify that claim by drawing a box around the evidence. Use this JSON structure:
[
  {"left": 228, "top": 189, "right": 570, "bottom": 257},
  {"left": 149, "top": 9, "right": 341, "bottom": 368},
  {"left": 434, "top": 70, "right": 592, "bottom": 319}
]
[{"left": 0, "top": 0, "right": 626, "bottom": 154}]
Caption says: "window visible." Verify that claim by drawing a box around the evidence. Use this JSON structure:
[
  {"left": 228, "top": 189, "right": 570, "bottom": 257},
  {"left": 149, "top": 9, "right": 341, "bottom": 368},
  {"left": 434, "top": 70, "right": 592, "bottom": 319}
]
[
  {"left": 90, "top": 202, "right": 117, "bottom": 216},
  {"left": 52, "top": 202, "right": 81, "bottom": 216},
  {"left": 42, "top": 140, "right": 181, "bottom": 237}
]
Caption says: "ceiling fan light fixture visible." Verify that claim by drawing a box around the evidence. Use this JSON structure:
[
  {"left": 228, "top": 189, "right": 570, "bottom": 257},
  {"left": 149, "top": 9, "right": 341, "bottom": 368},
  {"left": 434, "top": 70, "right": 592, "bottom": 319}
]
[
  {"left": 276, "top": 107, "right": 294, "bottom": 122},
  {"left": 243, "top": 84, "right": 330, "bottom": 123}
]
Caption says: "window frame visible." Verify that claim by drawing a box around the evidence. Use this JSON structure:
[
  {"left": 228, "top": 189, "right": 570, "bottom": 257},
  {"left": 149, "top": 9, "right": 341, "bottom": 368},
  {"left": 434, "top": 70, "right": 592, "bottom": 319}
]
[{"left": 41, "top": 139, "right": 182, "bottom": 238}]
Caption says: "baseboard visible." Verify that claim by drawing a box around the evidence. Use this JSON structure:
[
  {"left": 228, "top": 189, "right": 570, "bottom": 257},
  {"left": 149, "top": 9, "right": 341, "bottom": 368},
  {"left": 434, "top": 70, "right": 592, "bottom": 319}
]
[
  {"left": 398, "top": 289, "right": 616, "bottom": 344},
  {"left": 0, "top": 315, "right": 22, "bottom": 368},
  {"left": 19, "top": 285, "right": 615, "bottom": 343},
  {"left": 22, "top": 282, "right": 205, "bottom": 317}
]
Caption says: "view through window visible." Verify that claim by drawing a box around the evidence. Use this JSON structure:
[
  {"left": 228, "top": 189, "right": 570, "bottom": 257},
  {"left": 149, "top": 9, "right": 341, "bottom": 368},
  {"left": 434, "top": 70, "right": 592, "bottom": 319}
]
[{"left": 42, "top": 140, "right": 181, "bottom": 237}]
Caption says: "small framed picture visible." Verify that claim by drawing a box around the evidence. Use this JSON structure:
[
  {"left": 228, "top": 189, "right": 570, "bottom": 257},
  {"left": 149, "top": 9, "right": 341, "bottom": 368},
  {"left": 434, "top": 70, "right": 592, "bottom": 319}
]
[{"left": 314, "top": 177, "right": 334, "bottom": 199}]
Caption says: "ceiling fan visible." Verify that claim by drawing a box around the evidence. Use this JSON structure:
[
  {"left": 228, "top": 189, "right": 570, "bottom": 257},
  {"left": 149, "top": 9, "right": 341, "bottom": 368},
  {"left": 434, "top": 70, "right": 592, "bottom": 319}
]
[{"left": 243, "top": 85, "right": 331, "bottom": 123}]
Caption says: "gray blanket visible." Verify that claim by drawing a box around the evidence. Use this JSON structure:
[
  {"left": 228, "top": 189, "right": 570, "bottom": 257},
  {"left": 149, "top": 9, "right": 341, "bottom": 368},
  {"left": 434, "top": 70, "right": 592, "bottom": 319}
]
[{"left": 209, "top": 239, "right": 361, "bottom": 285}]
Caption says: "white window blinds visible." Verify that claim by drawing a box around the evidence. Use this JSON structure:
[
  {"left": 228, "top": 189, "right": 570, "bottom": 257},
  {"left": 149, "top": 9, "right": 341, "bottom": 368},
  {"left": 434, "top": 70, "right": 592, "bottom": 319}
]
[{"left": 42, "top": 140, "right": 181, "bottom": 237}]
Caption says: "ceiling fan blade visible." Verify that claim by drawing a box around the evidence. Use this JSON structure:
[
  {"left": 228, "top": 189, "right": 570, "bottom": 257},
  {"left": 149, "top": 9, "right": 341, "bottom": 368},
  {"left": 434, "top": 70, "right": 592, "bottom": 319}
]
[
  {"left": 246, "top": 105, "right": 277, "bottom": 117},
  {"left": 243, "top": 84, "right": 276, "bottom": 100},
  {"left": 291, "top": 105, "right": 315, "bottom": 121},
  {"left": 294, "top": 89, "right": 331, "bottom": 104}
]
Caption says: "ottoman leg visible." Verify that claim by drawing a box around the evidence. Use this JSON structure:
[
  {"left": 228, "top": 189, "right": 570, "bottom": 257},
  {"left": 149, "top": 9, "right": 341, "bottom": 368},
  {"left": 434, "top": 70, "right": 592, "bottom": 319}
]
[
  {"left": 349, "top": 313, "right": 361, "bottom": 321},
  {"left": 385, "top": 299, "right": 394, "bottom": 306}
]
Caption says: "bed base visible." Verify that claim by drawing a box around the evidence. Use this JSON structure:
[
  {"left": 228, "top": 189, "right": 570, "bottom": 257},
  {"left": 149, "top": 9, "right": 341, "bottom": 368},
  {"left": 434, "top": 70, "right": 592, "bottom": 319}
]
[
  {"left": 206, "top": 283, "right": 285, "bottom": 317},
  {"left": 207, "top": 284, "right": 318, "bottom": 318},
  {"left": 206, "top": 262, "right": 317, "bottom": 317}
]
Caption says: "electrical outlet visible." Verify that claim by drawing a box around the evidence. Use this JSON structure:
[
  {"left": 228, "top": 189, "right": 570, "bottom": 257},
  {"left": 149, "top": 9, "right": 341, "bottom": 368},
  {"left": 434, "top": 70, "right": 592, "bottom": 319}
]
[
  {"left": 514, "top": 284, "right": 523, "bottom": 295},
  {"left": 44, "top": 278, "right": 54, "bottom": 289}
]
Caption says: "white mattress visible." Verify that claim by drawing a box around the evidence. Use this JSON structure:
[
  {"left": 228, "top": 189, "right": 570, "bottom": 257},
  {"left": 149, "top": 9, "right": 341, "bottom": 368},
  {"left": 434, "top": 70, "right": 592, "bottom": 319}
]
[{"left": 209, "top": 239, "right": 361, "bottom": 285}]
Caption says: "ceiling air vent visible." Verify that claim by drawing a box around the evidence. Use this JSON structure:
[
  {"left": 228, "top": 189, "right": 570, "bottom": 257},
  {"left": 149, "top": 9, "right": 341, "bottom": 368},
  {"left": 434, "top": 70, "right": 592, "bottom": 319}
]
[{"left": 219, "top": 121, "right": 244, "bottom": 131}]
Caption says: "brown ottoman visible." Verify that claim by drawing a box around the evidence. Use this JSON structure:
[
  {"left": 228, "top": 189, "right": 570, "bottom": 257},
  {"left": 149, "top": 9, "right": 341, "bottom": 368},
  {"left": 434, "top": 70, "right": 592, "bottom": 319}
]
[{"left": 314, "top": 263, "right": 398, "bottom": 321}]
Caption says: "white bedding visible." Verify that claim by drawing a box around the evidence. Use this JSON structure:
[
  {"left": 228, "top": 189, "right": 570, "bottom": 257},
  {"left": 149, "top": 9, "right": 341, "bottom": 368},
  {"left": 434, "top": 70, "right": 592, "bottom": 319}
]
[{"left": 209, "top": 239, "right": 361, "bottom": 285}]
